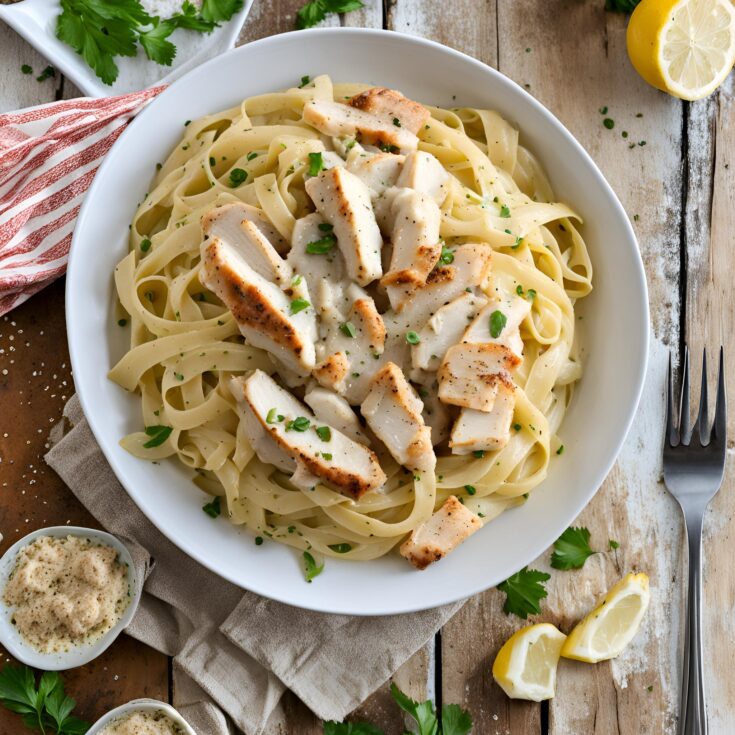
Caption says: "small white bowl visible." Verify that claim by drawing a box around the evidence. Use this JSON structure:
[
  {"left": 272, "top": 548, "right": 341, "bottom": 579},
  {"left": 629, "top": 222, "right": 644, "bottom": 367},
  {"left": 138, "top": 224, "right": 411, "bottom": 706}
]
[
  {"left": 87, "top": 699, "right": 196, "bottom": 735},
  {"left": 0, "top": 526, "right": 142, "bottom": 671}
]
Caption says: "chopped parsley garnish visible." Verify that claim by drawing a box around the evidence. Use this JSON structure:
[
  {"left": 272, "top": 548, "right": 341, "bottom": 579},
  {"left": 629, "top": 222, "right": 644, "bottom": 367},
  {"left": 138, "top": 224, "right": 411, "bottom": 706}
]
[
  {"left": 464, "top": 484, "right": 477, "bottom": 495},
  {"left": 328, "top": 543, "right": 352, "bottom": 553},
  {"left": 527, "top": 288, "right": 537, "bottom": 300},
  {"left": 305, "top": 234, "right": 336, "bottom": 254},
  {"left": 290, "top": 298, "right": 310, "bottom": 314},
  {"left": 609, "top": 539, "right": 620, "bottom": 550},
  {"left": 406, "top": 331, "right": 421, "bottom": 345},
  {"left": 36, "top": 65, "right": 56, "bottom": 82},
  {"left": 318, "top": 222, "right": 334, "bottom": 232},
  {"left": 202, "top": 496, "right": 221, "bottom": 518},
  {"left": 599, "top": 105, "right": 609, "bottom": 114},
  {"left": 603, "top": 118, "right": 615, "bottom": 129},
  {"left": 143, "top": 424, "right": 172, "bottom": 448},
  {"left": 266, "top": 408, "right": 280, "bottom": 424},
  {"left": 439, "top": 245, "right": 455, "bottom": 264},
  {"left": 303, "top": 551, "right": 324, "bottom": 582},
  {"left": 499, "top": 204, "right": 511, "bottom": 218},
  {"left": 255, "top": 536, "right": 264, "bottom": 545},
  {"left": 556, "top": 444, "right": 565, "bottom": 455},
  {"left": 550, "top": 526, "right": 597, "bottom": 570},
  {"left": 489, "top": 310, "right": 507, "bottom": 338},
  {"left": 286, "top": 416, "right": 310, "bottom": 432},
  {"left": 392, "top": 117, "right": 401, "bottom": 127},
  {"left": 174, "top": 372, "right": 184, "bottom": 381},
  {"left": 315, "top": 426, "right": 331, "bottom": 442},
  {"left": 228, "top": 168, "right": 247, "bottom": 187},
  {"left": 21, "top": 64, "right": 33, "bottom": 75},
  {"left": 473, "top": 450, "right": 485, "bottom": 458},
  {"left": 140, "top": 238, "right": 151, "bottom": 252},
  {"left": 117, "top": 318, "right": 127, "bottom": 327},
  {"left": 298, "top": 74, "right": 311, "bottom": 87},
  {"left": 246, "top": 151, "right": 259, "bottom": 161},
  {"left": 291, "top": 274, "right": 303, "bottom": 286},
  {"left": 512, "top": 235, "right": 523, "bottom": 249},
  {"left": 321, "top": 452, "right": 333, "bottom": 460},
  {"left": 340, "top": 321, "right": 357, "bottom": 338},
  {"left": 513, "top": 423, "right": 522, "bottom": 432},
  {"left": 378, "top": 142, "right": 400, "bottom": 153},
  {"left": 308, "top": 151, "right": 324, "bottom": 176},
  {"left": 497, "top": 567, "right": 550, "bottom": 618}
]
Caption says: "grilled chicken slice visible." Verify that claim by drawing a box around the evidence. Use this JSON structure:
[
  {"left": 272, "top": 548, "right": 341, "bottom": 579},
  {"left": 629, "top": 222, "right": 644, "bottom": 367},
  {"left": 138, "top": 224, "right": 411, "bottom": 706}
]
[
  {"left": 313, "top": 351, "right": 350, "bottom": 393},
  {"left": 303, "top": 99, "right": 419, "bottom": 151},
  {"left": 381, "top": 189, "right": 442, "bottom": 291},
  {"left": 420, "top": 385, "right": 453, "bottom": 446},
  {"left": 230, "top": 371, "right": 385, "bottom": 498},
  {"left": 348, "top": 88, "right": 431, "bottom": 135},
  {"left": 463, "top": 296, "right": 531, "bottom": 361},
  {"left": 200, "top": 238, "right": 317, "bottom": 375},
  {"left": 305, "top": 167, "right": 383, "bottom": 287},
  {"left": 202, "top": 203, "right": 293, "bottom": 285},
  {"left": 411, "top": 292, "right": 488, "bottom": 372},
  {"left": 393, "top": 243, "right": 493, "bottom": 320},
  {"left": 438, "top": 343, "right": 519, "bottom": 412},
  {"left": 304, "top": 385, "right": 370, "bottom": 445},
  {"left": 346, "top": 149, "right": 406, "bottom": 198},
  {"left": 396, "top": 151, "right": 450, "bottom": 205},
  {"left": 400, "top": 495, "right": 482, "bottom": 569},
  {"left": 361, "top": 362, "right": 436, "bottom": 473},
  {"left": 449, "top": 381, "right": 516, "bottom": 453}
]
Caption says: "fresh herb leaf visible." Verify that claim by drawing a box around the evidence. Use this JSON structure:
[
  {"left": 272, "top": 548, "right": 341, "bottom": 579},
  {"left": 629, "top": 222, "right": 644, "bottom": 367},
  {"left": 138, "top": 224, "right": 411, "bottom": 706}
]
[
  {"left": 143, "top": 424, "right": 172, "bottom": 448},
  {"left": 315, "top": 426, "right": 332, "bottom": 441},
  {"left": 439, "top": 245, "right": 455, "bottom": 264},
  {"left": 406, "top": 331, "right": 421, "bottom": 345},
  {"left": 390, "top": 683, "right": 438, "bottom": 735},
  {"left": 441, "top": 703, "right": 473, "bottom": 735},
  {"left": 321, "top": 453, "right": 333, "bottom": 460},
  {"left": 303, "top": 551, "right": 324, "bottom": 582},
  {"left": 328, "top": 543, "right": 352, "bottom": 553},
  {"left": 295, "top": 0, "right": 365, "bottom": 30},
  {"left": 305, "top": 235, "right": 336, "bottom": 254},
  {"left": 138, "top": 19, "right": 176, "bottom": 65},
  {"left": 489, "top": 310, "right": 507, "bottom": 338},
  {"left": 308, "top": 151, "right": 325, "bottom": 176},
  {"left": 290, "top": 297, "right": 311, "bottom": 314},
  {"left": 299, "top": 75, "right": 311, "bottom": 88},
  {"left": 497, "top": 567, "right": 550, "bottom": 618},
  {"left": 36, "top": 65, "right": 56, "bottom": 82},
  {"left": 266, "top": 408, "right": 280, "bottom": 424},
  {"left": 323, "top": 722, "right": 384, "bottom": 735},
  {"left": 200, "top": 0, "right": 244, "bottom": 22},
  {"left": 202, "top": 496, "right": 221, "bottom": 518},
  {"left": 605, "top": 0, "right": 641, "bottom": 12},
  {"left": 340, "top": 321, "right": 357, "bottom": 338},
  {"left": 550, "top": 526, "right": 597, "bottom": 570},
  {"left": 286, "top": 416, "right": 311, "bottom": 432}
]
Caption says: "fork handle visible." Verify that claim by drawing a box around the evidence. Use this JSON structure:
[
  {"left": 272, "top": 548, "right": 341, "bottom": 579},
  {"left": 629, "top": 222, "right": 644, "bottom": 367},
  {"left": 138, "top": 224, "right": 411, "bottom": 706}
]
[{"left": 680, "top": 512, "right": 707, "bottom": 735}]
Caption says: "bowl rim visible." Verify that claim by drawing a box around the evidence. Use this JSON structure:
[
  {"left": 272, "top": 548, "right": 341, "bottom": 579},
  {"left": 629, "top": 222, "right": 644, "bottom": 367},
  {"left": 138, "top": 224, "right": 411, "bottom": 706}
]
[
  {"left": 0, "top": 526, "right": 142, "bottom": 670},
  {"left": 66, "top": 27, "right": 650, "bottom": 615},
  {"left": 86, "top": 698, "right": 196, "bottom": 735}
]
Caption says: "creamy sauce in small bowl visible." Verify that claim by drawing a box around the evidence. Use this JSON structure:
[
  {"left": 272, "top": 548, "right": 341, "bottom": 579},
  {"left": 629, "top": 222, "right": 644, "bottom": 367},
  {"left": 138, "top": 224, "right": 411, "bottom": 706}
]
[
  {"left": 88, "top": 700, "right": 196, "bottom": 735},
  {"left": 0, "top": 526, "right": 142, "bottom": 670}
]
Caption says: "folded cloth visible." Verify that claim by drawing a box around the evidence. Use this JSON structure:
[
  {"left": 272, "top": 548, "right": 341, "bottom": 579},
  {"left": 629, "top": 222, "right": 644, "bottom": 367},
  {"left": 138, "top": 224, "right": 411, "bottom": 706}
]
[
  {"left": 45, "top": 396, "right": 463, "bottom": 735},
  {"left": 0, "top": 88, "right": 164, "bottom": 316}
]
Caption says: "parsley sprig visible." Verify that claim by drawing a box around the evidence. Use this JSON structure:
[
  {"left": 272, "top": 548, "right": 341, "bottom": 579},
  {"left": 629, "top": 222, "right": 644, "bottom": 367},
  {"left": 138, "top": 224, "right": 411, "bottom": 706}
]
[
  {"left": 0, "top": 665, "right": 90, "bottom": 734},
  {"left": 497, "top": 567, "right": 550, "bottom": 619},
  {"left": 56, "top": 0, "right": 243, "bottom": 85},
  {"left": 550, "top": 526, "right": 598, "bottom": 570},
  {"left": 296, "top": 0, "right": 365, "bottom": 29}
]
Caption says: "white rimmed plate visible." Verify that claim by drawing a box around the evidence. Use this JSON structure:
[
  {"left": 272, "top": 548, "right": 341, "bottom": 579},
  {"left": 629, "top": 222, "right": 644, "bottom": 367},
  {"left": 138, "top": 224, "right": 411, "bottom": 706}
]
[
  {"left": 87, "top": 699, "right": 196, "bottom": 735},
  {"left": 66, "top": 28, "right": 649, "bottom": 616},
  {"left": 0, "top": 526, "right": 142, "bottom": 670}
]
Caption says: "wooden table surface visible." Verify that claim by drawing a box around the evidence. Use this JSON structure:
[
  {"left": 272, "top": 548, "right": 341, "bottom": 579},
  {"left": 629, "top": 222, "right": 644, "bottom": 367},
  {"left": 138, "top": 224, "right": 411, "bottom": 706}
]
[{"left": 1, "top": 1, "right": 734, "bottom": 733}]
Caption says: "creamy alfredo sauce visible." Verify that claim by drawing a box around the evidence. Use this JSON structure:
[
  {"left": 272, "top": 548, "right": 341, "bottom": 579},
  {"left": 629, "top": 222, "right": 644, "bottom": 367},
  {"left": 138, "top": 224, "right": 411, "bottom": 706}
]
[
  {"left": 3, "top": 535, "right": 130, "bottom": 652},
  {"left": 98, "top": 710, "right": 186, "bottom": 735}
]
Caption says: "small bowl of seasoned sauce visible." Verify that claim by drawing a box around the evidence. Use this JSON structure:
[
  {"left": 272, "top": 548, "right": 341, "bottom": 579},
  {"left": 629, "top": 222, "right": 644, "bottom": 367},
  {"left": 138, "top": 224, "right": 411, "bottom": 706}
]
[
  {"left": 0, "top": 526, "right": 142, "bottom": 670},
  {"left": 88, "top": 699, "right": 196, "bottom": 735}
]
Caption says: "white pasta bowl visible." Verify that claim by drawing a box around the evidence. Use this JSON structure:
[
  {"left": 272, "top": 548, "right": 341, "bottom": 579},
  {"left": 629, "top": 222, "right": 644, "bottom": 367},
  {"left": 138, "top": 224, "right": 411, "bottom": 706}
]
[
  {"left": 0, "top": 526, "right": 142, "bottom": 670},
  {"left": 66, "top": 29, "right": 649, "bottom": 615},
  {"left": 87, "top": 699, "right": 196, "bottom": 735}
]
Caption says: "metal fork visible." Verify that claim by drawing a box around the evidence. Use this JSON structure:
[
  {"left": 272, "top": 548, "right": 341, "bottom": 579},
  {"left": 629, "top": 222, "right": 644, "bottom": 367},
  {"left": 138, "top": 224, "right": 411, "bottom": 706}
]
[{"left": 664, "top": 347, "right": 727, "bottom": 735}]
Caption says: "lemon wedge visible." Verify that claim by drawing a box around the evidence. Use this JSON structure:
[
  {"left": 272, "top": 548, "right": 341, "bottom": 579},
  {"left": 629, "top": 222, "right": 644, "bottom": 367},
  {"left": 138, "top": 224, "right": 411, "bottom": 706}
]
[
  {"left": 560, "top": 572, "right": 650, "bottom": 663},
  {"left": 492, "top": 623, "right": 567, "bottom": 701},
  {"left": 627, "top": 0, "right": 735, "bottom": 101}
]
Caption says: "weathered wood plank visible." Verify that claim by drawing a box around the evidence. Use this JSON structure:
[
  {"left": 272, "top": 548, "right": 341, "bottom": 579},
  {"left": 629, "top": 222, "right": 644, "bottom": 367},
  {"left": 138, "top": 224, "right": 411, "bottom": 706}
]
[{"left": 683, "top": 76, "right": 735, "bottom": 734}]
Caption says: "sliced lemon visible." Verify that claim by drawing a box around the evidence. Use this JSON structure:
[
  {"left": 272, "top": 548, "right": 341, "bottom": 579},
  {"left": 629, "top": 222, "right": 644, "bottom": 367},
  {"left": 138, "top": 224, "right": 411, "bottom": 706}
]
[
  {"left": 492, "top": 623, "right": 567, "bottom": 701},
  {"left": 627, "top": 0, "right": 735, "bottom": 100},
  {"left": 561, "top": 572, "right": 650, "bottom": 663}
]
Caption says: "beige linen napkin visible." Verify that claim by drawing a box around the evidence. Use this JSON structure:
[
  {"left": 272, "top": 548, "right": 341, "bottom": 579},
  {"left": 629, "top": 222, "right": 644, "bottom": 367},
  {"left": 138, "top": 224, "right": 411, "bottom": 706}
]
[{"left": 45, "top": 396, "right": 463, "bottom": 735}]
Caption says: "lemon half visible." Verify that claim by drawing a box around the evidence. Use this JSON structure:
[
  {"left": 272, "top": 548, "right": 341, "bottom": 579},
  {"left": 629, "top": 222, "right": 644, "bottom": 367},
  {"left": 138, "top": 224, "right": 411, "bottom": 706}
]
[
  {"left": 492, "top": 623, "right": 567, "bottom": 701},
  {"left": 627, "top": 0, "right": 735, "bottom": 100},
  {"left": 561, "top": 572, "right": 650, "bottom": 663}
]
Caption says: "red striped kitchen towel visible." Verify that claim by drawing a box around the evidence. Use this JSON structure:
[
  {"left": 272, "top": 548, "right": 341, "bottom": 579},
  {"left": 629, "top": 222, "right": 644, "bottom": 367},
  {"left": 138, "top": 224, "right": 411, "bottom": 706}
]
[{"left": 0, "top": 86, "right": 165, "bottom": 316}]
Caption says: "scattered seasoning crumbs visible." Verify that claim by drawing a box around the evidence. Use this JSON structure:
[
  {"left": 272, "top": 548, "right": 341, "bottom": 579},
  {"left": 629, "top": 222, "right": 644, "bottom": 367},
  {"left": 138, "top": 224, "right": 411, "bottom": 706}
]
[
  {"left": 202, "top": 496, "right": 221, "bottom": 518},
  {"left": 305, "top": 235, "right": 336, "bottom": 254},
  {"left": 638, "top": 140, "right": 647, "bottom": 146},
  {"left": 392, "top": 117, "right": 402, "bottom": 127},
  {"left": 622, "top": 131, "right": 629, "bottom": 138},
  {"left": 184, "top": 120, "right": 191, "bottom": 126},
  {"left": 440, "top": 245, "right": 455, "bottom": 264},
  {"left": 603, "top": 118, "right": 615, "bottom": 129},
  {"left": 513, "top": 423, "right": 522, "bottom": 432}
]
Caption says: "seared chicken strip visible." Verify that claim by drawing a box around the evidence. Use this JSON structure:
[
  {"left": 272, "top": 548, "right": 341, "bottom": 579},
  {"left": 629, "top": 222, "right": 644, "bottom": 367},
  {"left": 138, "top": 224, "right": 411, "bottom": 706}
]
[
  {"left": 396, "top": 151, "right": 450, "bottom": 205},
  {"left": 230, "top": 371, "right": 385, "bottom": 498},
  {"left": 346, "top": 148, "right": 406, "bottom": 198},
  {"left": 400, "top": 495, "right": 482, "bottom": 569},
  {"left": 200, "top": 237, "right": 317, "bottom": 375},
  {"left": 381, "top": 189, "right": 442, "bottom": 291},
  {"left": 348, "top": 88, "right": 431, "bottom": 135},
  {"left": 450, "top": 382, "right": 516, "bottom": 453},
  {"left": 463, "top": 296, "right": 531, "bottom": 361},
  {"left": 304, "top": 385, "right": 370, "bottom": 445},
  {"left": 361, "top": 362, "right": 436, "bottom": 473},
  {"left": 305, "top": 167, "right": 383, "bottom": 287},
  {"left": 411, "top": 292, "right": 488, "bottom": 372},
  {"left": 438, "top": 343, "right": 519, "bottom": 412}
]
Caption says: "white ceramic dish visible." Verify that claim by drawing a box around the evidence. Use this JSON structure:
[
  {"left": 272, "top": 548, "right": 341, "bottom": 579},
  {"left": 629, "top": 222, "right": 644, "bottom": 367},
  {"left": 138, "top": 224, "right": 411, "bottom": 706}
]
[
  {"left": 87, "top": 699, "right": 196, "bottom": 735},
  {"left": 0, "top": 526, "right": 142, "bottom": 670},
  {"left": 0, "top": 0, "right": 253, "bottom": 98},
  {"left": 66, "top": 28, "right": 649, "bottom": 616}
]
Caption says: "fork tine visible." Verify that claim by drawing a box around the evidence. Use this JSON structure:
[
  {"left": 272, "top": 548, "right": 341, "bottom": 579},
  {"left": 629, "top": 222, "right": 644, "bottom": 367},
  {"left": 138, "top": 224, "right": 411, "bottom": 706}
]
[
  {"left": 679, "top": 346, "right": 691, "bottom": 445},
  {"left": 713, "top": 346, "right": 727, "bottom": 442},
  {"left": 667, "top": 352, "right": 677, "bottom": 445},
  {"left": 694, "top": 348, "right": 709, "bottom": 444}
]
